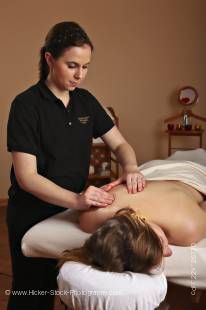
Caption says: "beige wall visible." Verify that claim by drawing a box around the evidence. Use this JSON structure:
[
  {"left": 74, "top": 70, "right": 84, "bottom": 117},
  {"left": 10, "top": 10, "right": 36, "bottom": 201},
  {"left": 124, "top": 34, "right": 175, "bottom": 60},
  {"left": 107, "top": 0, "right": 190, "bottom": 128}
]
[{"left": 1, "top": 0, "right": 206, "bottom": 198}]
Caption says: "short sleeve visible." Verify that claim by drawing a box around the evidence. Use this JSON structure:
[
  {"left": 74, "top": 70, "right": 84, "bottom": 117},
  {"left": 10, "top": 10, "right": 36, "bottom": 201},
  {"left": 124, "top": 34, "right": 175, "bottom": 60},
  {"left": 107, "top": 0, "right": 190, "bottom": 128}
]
[
  {"left": 7, "top": 96, "right": 39, "bottom": 155},
  {"left": 85, "top": 91, "right": 114, "bottom": 138}
]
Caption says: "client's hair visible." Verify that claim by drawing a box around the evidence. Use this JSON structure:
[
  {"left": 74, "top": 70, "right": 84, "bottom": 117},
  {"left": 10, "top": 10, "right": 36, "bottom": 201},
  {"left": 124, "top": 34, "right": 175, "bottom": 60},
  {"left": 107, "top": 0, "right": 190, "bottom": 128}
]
[{"left": 59, "top": 208, "right": 163, "bottom": 274}]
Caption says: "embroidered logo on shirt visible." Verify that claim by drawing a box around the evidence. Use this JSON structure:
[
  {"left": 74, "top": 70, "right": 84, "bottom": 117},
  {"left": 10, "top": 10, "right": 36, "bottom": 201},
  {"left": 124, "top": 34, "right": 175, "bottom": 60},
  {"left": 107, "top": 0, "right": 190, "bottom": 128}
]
[{"left": 78, "top": 116, "right": 90, "bottom": 124}]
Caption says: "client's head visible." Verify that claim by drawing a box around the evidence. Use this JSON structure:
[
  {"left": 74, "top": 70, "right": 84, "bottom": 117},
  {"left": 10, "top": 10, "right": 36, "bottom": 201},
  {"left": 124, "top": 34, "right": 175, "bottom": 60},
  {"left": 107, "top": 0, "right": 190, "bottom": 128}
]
[{"left": 59, "top": 208, "right": 171, "bottom": 274}]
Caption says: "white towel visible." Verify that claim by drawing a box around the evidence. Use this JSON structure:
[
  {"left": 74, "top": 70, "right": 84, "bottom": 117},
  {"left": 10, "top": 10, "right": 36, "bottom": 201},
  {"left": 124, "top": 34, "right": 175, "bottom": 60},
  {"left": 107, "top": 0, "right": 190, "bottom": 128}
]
[{"left": 139, "top": 160, "right": 206, "bottom": 195}]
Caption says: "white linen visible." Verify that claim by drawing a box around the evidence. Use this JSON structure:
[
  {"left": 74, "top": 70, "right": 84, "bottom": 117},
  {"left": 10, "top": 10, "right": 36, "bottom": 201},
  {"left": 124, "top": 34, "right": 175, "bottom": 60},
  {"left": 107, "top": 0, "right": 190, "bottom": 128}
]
[
  {"left": 164, "top": 239, "right": 206, "bottom": 289},
  {"left": 139, "top": 160, "right": 206, "bottom": 195},
  {"left": 168, "top": 148, "right": 206, "bottom": 166},
  {"left": 57, "top": 262, "right": 167, "bottom": 310},
  {"left": 21, "top": 210, "right": 90, "bottom": 259}
]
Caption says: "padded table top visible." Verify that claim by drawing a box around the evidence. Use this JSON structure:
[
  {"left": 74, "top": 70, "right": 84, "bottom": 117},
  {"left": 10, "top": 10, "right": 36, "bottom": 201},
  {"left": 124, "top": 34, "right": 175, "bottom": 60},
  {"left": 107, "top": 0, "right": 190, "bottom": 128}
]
[{"left": 21, "top": 209, "right": 206, "bottom": 289}]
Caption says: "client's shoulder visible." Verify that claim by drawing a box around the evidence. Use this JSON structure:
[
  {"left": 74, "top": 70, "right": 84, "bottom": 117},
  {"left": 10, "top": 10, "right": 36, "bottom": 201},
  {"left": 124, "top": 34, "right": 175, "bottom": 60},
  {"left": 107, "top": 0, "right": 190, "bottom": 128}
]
[{"left": 79, "top": 205, "right": 117, "bottom": 234}]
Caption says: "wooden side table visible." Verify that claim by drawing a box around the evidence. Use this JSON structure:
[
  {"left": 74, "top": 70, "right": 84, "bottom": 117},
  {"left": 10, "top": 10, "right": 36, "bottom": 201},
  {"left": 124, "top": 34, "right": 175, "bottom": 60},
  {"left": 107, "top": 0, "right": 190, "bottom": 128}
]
[{"left": 166, "top": 129, "right": 204, "bottom": 156}]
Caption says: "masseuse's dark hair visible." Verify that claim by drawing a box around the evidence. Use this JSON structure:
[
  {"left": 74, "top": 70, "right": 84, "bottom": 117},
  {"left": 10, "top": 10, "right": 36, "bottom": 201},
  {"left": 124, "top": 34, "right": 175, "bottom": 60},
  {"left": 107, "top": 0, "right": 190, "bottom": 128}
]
[
  {"left": 59, "top": 208, "right": 163, "bottom": 274},
  {"left": 39, "top": 21, "right": 94, "bottom": 80}
]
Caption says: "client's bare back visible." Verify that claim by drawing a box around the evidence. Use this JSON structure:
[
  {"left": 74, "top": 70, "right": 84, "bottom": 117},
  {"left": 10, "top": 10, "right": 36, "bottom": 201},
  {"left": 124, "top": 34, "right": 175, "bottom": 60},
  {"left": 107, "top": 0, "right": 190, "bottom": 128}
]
[{"left": 79, "top": 181, "right": 206, "bottom": 246}]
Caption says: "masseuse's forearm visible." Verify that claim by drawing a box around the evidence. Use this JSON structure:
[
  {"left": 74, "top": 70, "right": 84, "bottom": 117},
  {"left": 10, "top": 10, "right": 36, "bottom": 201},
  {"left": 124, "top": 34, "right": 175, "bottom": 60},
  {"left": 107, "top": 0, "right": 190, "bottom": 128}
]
[
  {"left": 18, "top": 173, "right": 78, "bottom": 209},
  {"left": 113, "top": 142, "right": 139, "bottom": 172}
]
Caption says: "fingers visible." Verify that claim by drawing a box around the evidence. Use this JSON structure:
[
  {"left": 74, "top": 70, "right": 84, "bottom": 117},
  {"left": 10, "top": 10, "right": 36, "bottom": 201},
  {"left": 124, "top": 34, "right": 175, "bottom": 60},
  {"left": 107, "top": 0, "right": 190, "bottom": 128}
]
[
  {"left": 89, "top": 192, "right": 114, "bottom": 205},
  {"left": 86, "top": 200, "right": 110, "bottom": 208},
  {"left": 100, "top": 178, "right": 122, "bottom": 192},
  {"left": 136, "top": 174, "right": 145, "bottom": 192},
  {"left": 126, "top": 173, "right": 145, "bottom": 194},
  {"left": 100, "top": 174, "right": 146, "bottom": 195},
  {"left": 84, "top": 186, "right": 115, "bottom": 207},
  {"left": 100, "top": 184, "right": 111, "bottom": 192}
]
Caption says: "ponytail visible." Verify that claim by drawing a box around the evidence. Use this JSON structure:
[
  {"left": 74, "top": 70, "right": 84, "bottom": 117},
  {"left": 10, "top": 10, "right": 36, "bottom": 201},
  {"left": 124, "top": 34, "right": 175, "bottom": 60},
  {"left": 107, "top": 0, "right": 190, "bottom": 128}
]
[{"left": 39, "top": 46, "right": 48, "bottom": 81}]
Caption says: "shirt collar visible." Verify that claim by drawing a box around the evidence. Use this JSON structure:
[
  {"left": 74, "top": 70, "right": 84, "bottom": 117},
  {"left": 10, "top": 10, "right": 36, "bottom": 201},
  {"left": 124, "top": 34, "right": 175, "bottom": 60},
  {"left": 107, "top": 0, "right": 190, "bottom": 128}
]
[
  {"left": 37, "top": 80, "right": 75, "bottom": 102},
  {"left": 37, "top": 80, "right": 78, "bottom": 112},
  {"left": 37, "top": 80, "right": 58, "bottom": 101}
]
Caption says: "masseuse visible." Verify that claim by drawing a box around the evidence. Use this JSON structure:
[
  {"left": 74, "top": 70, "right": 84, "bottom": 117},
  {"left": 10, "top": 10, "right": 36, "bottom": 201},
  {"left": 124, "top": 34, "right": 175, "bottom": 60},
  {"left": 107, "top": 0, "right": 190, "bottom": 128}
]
[{"left": 7, "top": 21, "right": 145, "bottom": 310}]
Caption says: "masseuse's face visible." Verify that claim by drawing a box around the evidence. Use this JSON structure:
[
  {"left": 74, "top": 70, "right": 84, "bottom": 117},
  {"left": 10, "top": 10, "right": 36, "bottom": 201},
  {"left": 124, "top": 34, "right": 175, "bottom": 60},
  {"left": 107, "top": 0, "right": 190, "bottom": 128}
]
[
  {"left": 46, "top": 44, "right": 92, "bottom": 91},
  {"left": 149, "top": 223, "right": 173, "bottom": 257}
]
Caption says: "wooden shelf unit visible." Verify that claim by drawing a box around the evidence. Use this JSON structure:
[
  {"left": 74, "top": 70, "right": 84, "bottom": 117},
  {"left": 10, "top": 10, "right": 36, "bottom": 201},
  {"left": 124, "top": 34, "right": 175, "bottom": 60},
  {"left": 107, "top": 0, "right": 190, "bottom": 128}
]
[
  {"left": 88, "top": 107, "right": 119, "bottom": 186},
  {"left": 164, "top": 109, "right": 206, "bottom": 156},
  {"left": 166, "top": 129, "right": 204, "bottom": 156}
]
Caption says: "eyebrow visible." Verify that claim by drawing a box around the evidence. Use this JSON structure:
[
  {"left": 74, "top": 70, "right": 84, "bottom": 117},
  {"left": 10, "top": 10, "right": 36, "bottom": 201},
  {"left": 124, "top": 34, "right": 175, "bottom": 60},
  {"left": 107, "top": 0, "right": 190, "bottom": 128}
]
[{"left": 67, "top": 61, "right": 90, "bottom": 66}]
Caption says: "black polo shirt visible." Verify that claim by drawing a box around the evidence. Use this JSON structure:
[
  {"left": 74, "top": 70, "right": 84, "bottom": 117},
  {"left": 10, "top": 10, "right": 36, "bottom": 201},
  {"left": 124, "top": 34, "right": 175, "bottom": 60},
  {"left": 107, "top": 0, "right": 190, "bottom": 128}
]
[{"left": 7, "top": 80, "right": 114, "bottom": 207}]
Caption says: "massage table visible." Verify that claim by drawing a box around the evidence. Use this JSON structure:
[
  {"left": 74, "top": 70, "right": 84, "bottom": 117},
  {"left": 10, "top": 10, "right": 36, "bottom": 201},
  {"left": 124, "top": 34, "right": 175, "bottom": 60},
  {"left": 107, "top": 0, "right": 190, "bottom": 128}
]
[
  {"left": 21, "top": 149, "right": 206, "bottom": 309},
  {"left": 22, "top": 209, "right": 167, "bottom": 309}
]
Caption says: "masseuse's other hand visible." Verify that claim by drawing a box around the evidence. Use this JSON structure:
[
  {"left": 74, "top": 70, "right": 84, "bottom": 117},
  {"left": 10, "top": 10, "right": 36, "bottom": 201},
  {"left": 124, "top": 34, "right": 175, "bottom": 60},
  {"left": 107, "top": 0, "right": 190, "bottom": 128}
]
[
  {"left": 102, "top": 169, "right": 145, "bottom": 194},
  {"left": 123, "top": 169, "right": 145, "bottom": 193},
  {"left": 77, "top": 185, "right": 115, "bottom": 209}
]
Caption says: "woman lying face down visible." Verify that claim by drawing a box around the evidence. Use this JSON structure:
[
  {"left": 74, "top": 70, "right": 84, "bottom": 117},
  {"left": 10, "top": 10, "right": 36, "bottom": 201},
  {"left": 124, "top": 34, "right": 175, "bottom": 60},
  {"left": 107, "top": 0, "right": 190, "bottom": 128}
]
[
  {"left": 59, "top": 181, "right": 206, "bottom": 274},
  {"left": 60, "top": 207, "right": 168, "bottom": 274}
]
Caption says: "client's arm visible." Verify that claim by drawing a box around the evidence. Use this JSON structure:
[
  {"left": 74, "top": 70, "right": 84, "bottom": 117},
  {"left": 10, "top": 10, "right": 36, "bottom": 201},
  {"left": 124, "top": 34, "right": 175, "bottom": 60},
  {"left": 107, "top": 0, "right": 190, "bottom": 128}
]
[{"left": 79, "top": 205, "right": 117, "bottom": 233}]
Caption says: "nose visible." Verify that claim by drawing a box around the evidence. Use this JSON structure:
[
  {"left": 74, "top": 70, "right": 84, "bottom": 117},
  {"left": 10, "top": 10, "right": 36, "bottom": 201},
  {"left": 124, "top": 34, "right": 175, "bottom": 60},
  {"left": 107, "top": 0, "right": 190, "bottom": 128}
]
[
  {"left": 74, "top": 68, "right": 83, "bottom": 80},
  {"left": 163, "top": 245, "right": 173, "bottom": 257}
]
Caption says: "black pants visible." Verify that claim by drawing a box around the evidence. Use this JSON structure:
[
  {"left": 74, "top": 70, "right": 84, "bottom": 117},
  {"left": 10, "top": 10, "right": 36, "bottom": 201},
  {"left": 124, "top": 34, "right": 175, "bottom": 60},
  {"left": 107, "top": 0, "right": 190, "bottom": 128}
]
[{"left": 6, "top": 199, "right": 64, "bottom": 310}]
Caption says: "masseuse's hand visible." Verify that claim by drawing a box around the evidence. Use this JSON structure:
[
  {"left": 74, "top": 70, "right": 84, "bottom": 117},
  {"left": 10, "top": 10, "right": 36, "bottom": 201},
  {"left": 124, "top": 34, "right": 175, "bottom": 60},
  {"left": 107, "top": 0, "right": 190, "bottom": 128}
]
[
  {"left": 77, "top": 185, "right": 115, "bottom": 209},
  {"left": 102, "top": 168, "right": 145, "bottom": 194}
]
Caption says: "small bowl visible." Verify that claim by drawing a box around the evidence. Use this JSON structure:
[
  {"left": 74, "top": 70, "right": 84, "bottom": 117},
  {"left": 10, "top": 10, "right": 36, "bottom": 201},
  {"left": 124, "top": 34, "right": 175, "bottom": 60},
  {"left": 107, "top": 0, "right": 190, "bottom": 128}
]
[
  {"left": 194, "top": 124, "right": 202, "bottom": 131},
  {"left": 176, "top": 124, "right": 183, "bottom": 130},
  {"left": 184, "top": 124, "right": 192, "bottom": 131},
  {"left": 167, "top": 123, "right": 174, "bottom": 130}
]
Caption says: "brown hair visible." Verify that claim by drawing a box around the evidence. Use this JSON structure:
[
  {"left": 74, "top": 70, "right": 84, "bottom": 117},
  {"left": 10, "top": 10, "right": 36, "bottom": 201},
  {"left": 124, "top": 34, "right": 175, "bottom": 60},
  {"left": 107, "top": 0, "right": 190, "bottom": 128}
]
[
  {"left": 59, "top": 208, "right": 163, "bottom": 274},
  {"left": 39, "top": 21, "right": 94, "bottom": 80}
]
